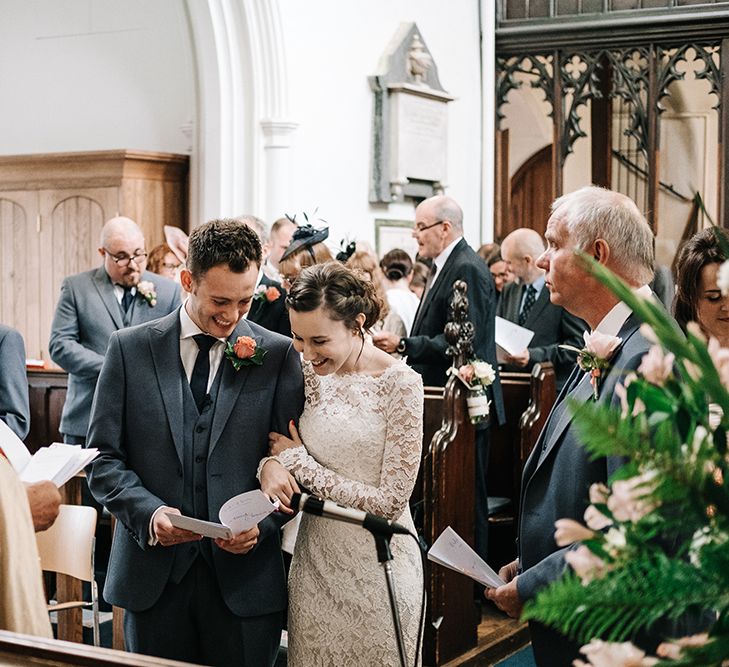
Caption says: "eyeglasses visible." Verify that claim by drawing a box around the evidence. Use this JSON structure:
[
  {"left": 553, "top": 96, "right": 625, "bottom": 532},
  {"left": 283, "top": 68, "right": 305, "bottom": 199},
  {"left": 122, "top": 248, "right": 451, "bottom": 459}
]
[
  {"left": 414, "top": 219, "right": 446, "bottom": 233},
  {"left": 104, "top": 249, "right": 148, "bottom": 267},
  {"left": 162, "top": 261, "right": 182, "bottom": 270}
]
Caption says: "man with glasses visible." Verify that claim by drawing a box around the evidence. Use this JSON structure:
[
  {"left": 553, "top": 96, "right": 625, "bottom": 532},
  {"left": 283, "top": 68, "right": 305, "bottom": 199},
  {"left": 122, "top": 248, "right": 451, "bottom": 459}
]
[
  {"left": 373, "top": 194, "right": 504, "bottom": 561},
  {"left": 50, "top": 216, "right": 181, "bottom": 446}
]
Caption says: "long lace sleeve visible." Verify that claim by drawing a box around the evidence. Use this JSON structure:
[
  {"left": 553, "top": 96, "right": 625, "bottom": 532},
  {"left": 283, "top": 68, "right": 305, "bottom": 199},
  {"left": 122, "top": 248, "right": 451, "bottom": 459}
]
[{"left": 277, "top": 366, "right": 424, "bottom": 521}]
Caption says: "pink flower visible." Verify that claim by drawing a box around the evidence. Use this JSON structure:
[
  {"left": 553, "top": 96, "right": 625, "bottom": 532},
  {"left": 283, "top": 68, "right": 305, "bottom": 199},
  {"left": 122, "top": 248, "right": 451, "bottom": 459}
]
[
  {"left": 565, "top": 545, "right": 608, "bottom": 584},
  {"left": 584, "top": 504, "right": 612, "bottom": 530},
  {"left": 607, "top": 470, "right": 658, "bottom": 523},
  {"left": 554, "top": 519, "right": 595, "bottom": 547},
  {"left": 639, "top": 324, "right": 658, "bottom": 344},
  {"left": 458, "top": 364, "right": 475, "bottom": 385},
  {"left": 656, "top": 633, "right": 709, "bottom": 660},
  {"left": 265, "top": 286, "right": 281, "bottom": 302},
  {"left": 233, "top": 336, "right": 257, "bottom": 359},
  {"left": 637, "top": 346, "right": 674, "bottom": 386},
  {"left": 575, "top": 639, "right": 658, "bottom": 667},
  {"left": 589, "top": 482, "right": 610, "bottom": 505},
  {"left": 583, "top": 331, "right": 622, "bottom": 361},
  {"left": 614, "top": 380, "right": 645, "bottom": 418}
]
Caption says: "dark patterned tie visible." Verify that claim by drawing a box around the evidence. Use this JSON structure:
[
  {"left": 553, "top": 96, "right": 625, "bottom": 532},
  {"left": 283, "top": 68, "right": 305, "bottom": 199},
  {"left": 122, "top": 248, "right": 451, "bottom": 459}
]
[
  {"left": 121, "top": 287, "right": 134, "bottom": 312},
  {"left": 190, "top": 335, "right": 217, "bottom": 412},
  {"left": 519, "top": 284, "right": 537, "bottom": 326}
]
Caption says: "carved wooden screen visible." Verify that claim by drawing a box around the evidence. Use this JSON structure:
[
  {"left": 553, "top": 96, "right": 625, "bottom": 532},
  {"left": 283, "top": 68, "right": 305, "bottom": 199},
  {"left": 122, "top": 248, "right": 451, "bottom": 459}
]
[{"left": 494, "top": 15, "right": 729, "bottom": 251}]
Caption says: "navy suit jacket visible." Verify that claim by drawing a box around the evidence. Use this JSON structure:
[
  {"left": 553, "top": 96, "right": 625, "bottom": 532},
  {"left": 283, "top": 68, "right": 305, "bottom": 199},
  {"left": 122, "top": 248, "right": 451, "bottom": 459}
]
[
  {"left": 0, "top": 325, "right": 30, "bottom": 439},
  {"left": 86, "top": 310, "right": 304, "bottom": 616},
  {"left": 404, "top": 238, "right": 505, "bottom": 426},
  {"left": 516, "top": 313, "right": 650, "bottom": 666},
  {"left": 497, "top": 281, "right": 587, "bottom": 390},
  {"left": 247, "top": 274, "right": 291, "bottom": 338},
  {"left": 49, "top": 267, "right": 181, "bottom": 438}
]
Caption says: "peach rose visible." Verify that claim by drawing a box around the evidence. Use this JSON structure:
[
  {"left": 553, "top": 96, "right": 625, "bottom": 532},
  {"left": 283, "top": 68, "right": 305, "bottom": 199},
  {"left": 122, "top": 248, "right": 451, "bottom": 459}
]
[
  {"left": 583, "top": 331, "right": 622, "bottom": 360},
  {"left": 265, "top": 286, "right": 281, "bottom": 302},
  {"left": 458, "top": 364, "right": 475, "bottom": 385},
  {"left": 233, "top": 336, "right": 257, "bottom": 359}
]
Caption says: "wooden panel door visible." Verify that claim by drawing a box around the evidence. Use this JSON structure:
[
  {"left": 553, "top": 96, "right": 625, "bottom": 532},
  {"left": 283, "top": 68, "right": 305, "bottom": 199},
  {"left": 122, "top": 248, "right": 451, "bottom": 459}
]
[
  {"left": 509, "top": 144, "right": 553, "bottom": 238},
  {"left": 39, "top": 188, "right": 118, "bottom": 363},
  {"left": 0, "top": 192, "right": 41, "bottom": 358}
]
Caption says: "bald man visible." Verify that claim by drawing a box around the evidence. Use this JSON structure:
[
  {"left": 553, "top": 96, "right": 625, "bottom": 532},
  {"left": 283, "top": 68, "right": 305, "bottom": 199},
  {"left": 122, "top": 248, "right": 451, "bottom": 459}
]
[
  {"left": 498, "top": 228, "right": 586, "bottom": 391},
  {"left": 50, "top": 217, "right": 181, "bottom": 444}
]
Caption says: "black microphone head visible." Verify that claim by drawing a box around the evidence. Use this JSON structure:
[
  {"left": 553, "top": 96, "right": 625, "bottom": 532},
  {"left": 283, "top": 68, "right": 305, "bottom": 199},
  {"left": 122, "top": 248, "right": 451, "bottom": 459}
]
[{"left": 290, "top": 492, "right": 304, "bottom": 511}]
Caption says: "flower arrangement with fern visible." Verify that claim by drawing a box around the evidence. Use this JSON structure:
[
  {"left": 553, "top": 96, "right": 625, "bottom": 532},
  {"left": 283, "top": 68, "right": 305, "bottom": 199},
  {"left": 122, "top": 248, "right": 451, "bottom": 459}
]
[{"left": 523, "top": 257, "right": 729, "bottom": 666}]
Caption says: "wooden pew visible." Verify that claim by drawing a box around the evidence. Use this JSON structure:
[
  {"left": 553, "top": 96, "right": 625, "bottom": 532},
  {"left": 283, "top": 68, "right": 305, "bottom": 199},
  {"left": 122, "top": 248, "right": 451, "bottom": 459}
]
[
  {"left": 0, "top": 630, "right": 195, "bottom": 666},
  {"left": 487, "top": 363, "right": 556, "bottom": 570}
]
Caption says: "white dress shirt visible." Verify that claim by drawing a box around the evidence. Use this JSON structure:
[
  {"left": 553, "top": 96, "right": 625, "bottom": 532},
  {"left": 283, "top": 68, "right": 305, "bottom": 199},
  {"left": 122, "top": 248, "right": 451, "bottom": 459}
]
[
  {"left": 593, "top": 284, "right": 653, "bottom": 336},
  {"left": 179, "top": 303, "right": 227, "bottom": 392},
  {"left": 431, "top": 236, "right": 462, "bottom": 286}
]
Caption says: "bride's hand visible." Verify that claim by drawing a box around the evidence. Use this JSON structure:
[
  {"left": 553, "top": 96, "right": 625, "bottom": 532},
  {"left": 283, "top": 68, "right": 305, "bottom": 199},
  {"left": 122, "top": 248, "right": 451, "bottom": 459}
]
[
  {"left": 260, "top": 460, "right": 300, "bottom": 514},
  {"left": 268, "top": 420, "right": 303, "bottom": 455}
]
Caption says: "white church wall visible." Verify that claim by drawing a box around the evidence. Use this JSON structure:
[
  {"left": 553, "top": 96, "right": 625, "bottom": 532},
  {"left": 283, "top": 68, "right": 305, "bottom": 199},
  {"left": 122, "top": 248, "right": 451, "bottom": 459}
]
[{"left": 0, "top": 0, "right": 195, "bottom": 155}]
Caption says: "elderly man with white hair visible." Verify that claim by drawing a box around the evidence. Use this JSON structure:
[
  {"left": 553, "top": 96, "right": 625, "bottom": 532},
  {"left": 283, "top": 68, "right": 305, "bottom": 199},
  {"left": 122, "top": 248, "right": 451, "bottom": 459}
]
[
  {"left": 486, "top": 186, "right": 658, "bottom": 666},
  {"left": 50, "top": 216, "right": 181, "bottom": 445}
]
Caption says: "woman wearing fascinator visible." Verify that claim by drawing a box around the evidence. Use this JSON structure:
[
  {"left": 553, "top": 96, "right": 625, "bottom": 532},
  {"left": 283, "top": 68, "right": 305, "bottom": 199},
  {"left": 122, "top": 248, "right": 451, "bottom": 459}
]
[{"left": 278, "top": 224, "right": 334, "bottom": 290}]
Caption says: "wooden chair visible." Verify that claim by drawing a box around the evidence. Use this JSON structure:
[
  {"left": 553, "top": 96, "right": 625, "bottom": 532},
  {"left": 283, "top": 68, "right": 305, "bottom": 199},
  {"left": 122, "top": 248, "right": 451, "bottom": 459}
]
[{"left": 35, "top": 504, "right": 100, "bottom": 646}]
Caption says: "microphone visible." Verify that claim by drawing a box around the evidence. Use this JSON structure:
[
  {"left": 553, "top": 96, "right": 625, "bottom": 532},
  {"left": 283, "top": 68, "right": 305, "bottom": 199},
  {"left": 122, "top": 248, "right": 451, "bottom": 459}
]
[{"left": 291, "top": 492, "right": 411, "bottom": 537}]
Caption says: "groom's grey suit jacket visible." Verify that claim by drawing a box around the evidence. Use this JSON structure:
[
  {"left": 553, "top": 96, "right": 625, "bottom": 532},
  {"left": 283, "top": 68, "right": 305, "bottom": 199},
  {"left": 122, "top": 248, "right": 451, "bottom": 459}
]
[
  {"left": 516, "top": 313, "right": 651, "bottom": 666},
  {"left": 86, "top": 310, "right": 304, "bottom": 615},
  {"left": 49, "top": 266, "right": 181, "bottom": 438}
]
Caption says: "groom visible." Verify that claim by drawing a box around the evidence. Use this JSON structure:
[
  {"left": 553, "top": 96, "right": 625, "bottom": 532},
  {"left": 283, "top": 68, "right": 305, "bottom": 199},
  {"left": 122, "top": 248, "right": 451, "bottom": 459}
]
[
  {"left": 87, "top": 219, "right": 304, "bottom": 666},
  {"left": 486, "top": 187, "right": 656, "bottom": 666}
]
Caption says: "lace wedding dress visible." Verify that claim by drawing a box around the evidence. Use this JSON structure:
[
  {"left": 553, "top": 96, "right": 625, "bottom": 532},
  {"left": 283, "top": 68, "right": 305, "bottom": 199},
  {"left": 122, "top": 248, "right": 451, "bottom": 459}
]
[{"left": 276, "top": 361, "right": 424, "bottom": 666}]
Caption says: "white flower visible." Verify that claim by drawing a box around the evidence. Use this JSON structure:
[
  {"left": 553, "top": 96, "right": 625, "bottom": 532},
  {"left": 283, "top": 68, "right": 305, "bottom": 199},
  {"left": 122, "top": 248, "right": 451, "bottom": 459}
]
[
  {"left": 584, "top": 504, "right": 612, "bottom": 530},
  {"left": 637, "top": 346, "right": 674, "bottom": 386},
  {"left": 607, "top": 470, "right": 659, "bottom": 523},
  {"left": 472, "top": 360, "right": 495, "bottom": 385},
  {"left": 137, "top": 280, "right": 157, "bottom": 307},
  {"left": 604, "top": 526, "right": 627, "bottom": 555},
  {"left": 686, "top": 321, "right": 706, "bottom": 342},
  {"left": 575, "top": 639, "right": 658, "bottom": 667},
  {"left": 583, "top": 331, "right": 622, "bottom": 361},
  {"left": 554, "top": 518, "right": 595, "bottom": 547},
  {"left": 717, "top": 259, "right": 729, "bottom": 296},
  {"left": 565, "top": 545, "right": 608, "bottom": 584}
]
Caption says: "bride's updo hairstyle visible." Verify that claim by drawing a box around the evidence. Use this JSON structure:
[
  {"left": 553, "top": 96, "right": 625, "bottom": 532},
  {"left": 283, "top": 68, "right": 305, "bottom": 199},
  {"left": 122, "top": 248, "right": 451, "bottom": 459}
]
[{"left": 286, "top": 261, "right": 383, "bottom": 334}]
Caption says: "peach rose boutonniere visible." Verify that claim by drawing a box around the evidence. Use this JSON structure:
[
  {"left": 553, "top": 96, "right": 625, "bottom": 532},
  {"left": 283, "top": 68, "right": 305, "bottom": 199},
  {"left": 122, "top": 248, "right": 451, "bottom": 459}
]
[
  {"left": 561, "top": 331, "right": 622, "bottom": 400},
  {"left": 254, "top": 284, "right": 282, "bottom": 303},
  {"left": 225, "top": 335, "right": 267, "bottom": 370},
  {"left": 137, "top": 280, "right": 157, "bottom": 307}
]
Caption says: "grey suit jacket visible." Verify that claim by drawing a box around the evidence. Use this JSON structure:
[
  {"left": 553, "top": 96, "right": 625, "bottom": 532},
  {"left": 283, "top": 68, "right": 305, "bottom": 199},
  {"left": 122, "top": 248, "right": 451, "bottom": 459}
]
[
  {"left": 86, "top": 310, "right": 304, "bottom": 616},
  {"left": 0, "top": 325, "right": 30, "bottom": 439},
  {"left": 497, "top": 282, "right": 587, "bottom": 390},
  {"left": 49, "top": 267, "right": 181, "bottom": 438},
  {"left": 516, "top": 313, "right": 651, "bottom": 666}
]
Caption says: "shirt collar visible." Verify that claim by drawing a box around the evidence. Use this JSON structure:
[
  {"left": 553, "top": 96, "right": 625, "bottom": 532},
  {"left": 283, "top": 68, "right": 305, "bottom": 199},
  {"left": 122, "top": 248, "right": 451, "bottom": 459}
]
[
  {"left": 434, "top": 237, "right": 462, "bottom": 274},
  {"left": 527, "top": 274, "right": 546, "bottom": 293},
  {"left": 594, "top": 284, "right": 652, "bottom": 337},
  {"left": 179, "top": 303, "right": 227, "bottom": 343}
]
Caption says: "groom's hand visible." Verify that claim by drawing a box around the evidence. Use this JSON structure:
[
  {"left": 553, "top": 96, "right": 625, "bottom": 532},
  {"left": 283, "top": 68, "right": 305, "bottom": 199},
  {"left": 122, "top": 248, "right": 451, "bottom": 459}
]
[
  {"left": 215, "top": 525, "right": 259, "bottom": 555},
  {"left": 153, "top": 507, "right": 203, "bottom": 547}
]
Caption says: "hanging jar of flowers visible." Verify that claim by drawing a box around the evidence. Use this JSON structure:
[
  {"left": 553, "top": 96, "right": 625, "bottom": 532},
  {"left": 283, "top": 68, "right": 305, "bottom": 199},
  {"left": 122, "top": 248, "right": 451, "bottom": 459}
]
[{"left": 454, "top": 359, "right": 496, "bottom": 425}]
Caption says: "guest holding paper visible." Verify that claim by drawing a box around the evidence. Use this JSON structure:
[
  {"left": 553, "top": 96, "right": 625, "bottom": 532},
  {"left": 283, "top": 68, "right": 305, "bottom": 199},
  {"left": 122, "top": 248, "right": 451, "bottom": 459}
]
[
  {"left": 0, "top": 324, "right": 61, "bottom": 532},
  {"left": 498, "top": 228, "right": 586, "bottom": 390},
  {"left": 86, "top": 219, "right": 304, "bottom": 667},
  {"left": 260, "top": 262, "right": 424, "bottom": 667}
]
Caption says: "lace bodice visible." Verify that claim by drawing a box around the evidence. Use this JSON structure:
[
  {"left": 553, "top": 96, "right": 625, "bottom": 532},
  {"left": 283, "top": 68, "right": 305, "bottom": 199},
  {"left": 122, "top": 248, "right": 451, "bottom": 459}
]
[
  {"left": 281, "top": 360, "right": 425, "bottom": 666},
  {"left": 277, "top": 361, "right": 423, "bottom": 521}
]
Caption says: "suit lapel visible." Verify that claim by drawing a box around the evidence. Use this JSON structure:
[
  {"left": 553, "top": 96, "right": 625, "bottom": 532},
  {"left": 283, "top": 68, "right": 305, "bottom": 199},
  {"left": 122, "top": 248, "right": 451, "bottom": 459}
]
[
  {"left": 412, "top": 239, "right": 466, "bottom": 334},
  {"left": 92, "top": 267, "right": 125, "bottom": 330},
  {"left": 526, "top": 313, "right": 644, "bottom": 478},
  {"left": 524, "top": 287, "right": 550, "bottom": 326},
  {"left": 209, "top": 319, "right": 257, "bottom": 455},
  {"left": 149, "top": 311, "right": 185, "bottom": 463}
]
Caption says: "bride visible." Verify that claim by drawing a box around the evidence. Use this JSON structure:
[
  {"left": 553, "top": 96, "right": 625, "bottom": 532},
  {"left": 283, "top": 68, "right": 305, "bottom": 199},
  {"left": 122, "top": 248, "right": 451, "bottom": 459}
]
[{"left": 259, "top": 261, "right": 424, "bottom": 666}]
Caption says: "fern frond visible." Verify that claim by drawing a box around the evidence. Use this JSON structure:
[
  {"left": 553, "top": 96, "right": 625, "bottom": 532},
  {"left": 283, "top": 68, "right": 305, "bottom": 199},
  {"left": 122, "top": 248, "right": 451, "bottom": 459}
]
[{"left": 523, "top": 554, "right": 725, "bottom": 645}]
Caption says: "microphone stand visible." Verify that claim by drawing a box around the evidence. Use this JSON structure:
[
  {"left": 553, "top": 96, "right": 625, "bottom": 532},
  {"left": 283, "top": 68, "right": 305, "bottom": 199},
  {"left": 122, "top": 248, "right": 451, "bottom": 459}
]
[{"left": 371, "top": 530, "right": 408, "bottom": 667}]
